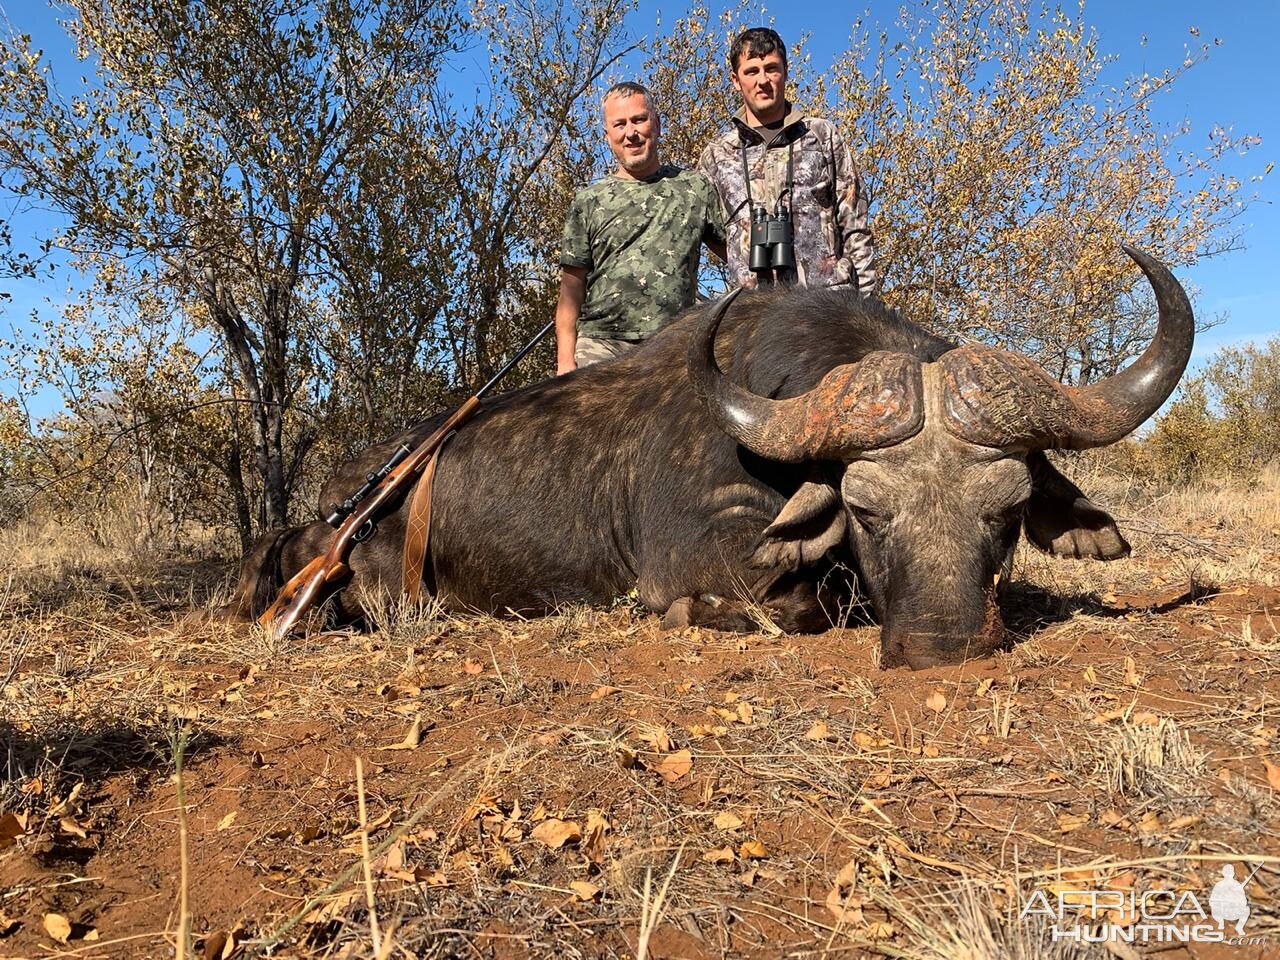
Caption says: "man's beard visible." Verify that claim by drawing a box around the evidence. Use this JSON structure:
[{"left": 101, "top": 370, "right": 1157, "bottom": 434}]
[{"left": 620, "top": 147, "right": 654, "bottom": 172}]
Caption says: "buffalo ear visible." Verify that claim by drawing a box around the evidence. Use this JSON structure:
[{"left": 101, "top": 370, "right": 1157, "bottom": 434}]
[
  {"left": 1024, "top": 451, "right": 1130, "bottom": 560},
  {"left": 750, "top": 481, "right": 847, "bottom": 571}
]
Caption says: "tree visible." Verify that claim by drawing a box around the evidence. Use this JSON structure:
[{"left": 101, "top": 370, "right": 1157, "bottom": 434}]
[
  {"left": 1145, "top": 337, "right": 1280, "bottom": 480},
  {"left": 824, "top": 0, "right": 1258, "bottom": 380},
  {"left": 0, "top": 0, "right": 465, "bottom": 544},
  {"left": 429, "top": 0, "right": 636, "bottom": 388}
]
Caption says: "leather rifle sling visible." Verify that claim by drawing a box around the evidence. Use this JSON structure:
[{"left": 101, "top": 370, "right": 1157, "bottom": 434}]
[{"left": 401, "top": 432, "right": 454, "bottom": 603}]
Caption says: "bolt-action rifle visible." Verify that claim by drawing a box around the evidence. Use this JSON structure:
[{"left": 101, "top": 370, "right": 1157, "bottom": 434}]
[{"left": 258, "top": 320, "right": 555, "bottom": 638}]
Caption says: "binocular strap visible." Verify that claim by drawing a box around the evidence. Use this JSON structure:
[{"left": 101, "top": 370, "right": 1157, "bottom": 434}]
[
  {"left": 740, "top": 133, "right": 795, "bottom": 217},
  {"left": 401, "top": 431, "right": 456, "bottom": 603}
]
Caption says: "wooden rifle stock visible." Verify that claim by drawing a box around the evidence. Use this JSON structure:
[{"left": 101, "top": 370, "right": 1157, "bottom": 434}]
[
  {"left": 258, "top": 396, "right": 482, "bottom": 639},
  {"left": 257, "top": 318, "right": 554, "bottom": 640}
]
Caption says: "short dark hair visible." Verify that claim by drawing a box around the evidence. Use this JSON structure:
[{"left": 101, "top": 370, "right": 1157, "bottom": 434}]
[
  {"left": 729, "top": 27, "right": 787, "bottom": 72},
  {"left": 601, "top": 81, "right": 653, "bottom": 116}
]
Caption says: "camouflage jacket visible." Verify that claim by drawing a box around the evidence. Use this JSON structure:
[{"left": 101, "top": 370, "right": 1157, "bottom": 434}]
[
  {"left": 697, "top": 106, "right": 876, "bottom": 295},
  {"left": 560, "top": 164, "right": 724, "bottom": 340}
]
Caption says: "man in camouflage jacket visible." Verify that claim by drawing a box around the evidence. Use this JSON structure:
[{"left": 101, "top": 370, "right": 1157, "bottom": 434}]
[
  {"left": 698, "top": 28, "right": 876, "bottom": 295},
  {"left": 555, "top": 82, "right": 726, "bottom": 374}
]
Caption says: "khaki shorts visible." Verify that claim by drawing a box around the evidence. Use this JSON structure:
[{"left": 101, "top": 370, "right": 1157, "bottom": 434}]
[{"left": 575, "top": 335, "right": 643, "bottom": 368}]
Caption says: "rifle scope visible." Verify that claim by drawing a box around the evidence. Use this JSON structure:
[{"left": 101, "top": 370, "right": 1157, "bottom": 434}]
[{"left": 324, "top": 441, "right": 413, "bottom": 527}]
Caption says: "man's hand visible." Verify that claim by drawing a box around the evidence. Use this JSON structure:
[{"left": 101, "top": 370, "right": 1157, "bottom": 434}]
[{"left": 555, "top": 265, "right": 587, "bottom": 376}]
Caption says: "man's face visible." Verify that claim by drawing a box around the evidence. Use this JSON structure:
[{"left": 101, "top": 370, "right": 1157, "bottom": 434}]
[
  {"left": 603, "top": 93, "right": 660, "bottom": 178},
  {"left": 731, "top": 49, "right": 788, "bottom": 120}
]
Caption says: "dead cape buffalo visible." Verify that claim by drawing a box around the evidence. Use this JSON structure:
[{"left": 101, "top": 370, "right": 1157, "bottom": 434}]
[{"left": 227, "top": 245, "right": 1191, "bottom": 669}]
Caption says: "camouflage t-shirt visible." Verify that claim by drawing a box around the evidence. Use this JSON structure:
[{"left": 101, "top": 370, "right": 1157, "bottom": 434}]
[{"left": 560, "top": 165, "right": 725, "bottom": 340}]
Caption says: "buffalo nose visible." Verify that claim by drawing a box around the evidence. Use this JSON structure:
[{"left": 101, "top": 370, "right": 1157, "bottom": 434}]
[{"left": 883, "top": 629, "right": 1003, "bottom": 671}]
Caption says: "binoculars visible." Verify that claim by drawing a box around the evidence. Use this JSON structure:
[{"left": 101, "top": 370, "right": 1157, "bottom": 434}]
[{"left": 748, "top": 205, "right": 796, "bottom": 275}]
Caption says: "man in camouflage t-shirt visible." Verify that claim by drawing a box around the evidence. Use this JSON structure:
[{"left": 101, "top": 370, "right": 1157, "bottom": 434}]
[
  {"left": 698, "top": 28, "right": 876, "bottom": 295},
  {"left": 555, "top": 82, "right": 726, "bottom": 374}
]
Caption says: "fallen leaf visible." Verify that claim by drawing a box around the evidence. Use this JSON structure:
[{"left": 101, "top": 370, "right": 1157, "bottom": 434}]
[
  {"left": 865, "top": 769, "right": 892, "bottom": 789},
  {"left": 43, "top": 913, "right": 71, "bottom": 944},
  {"left": 590, "top": 685, "right": 620, "bottom": 700},
  {"left": 653, "top": 749, "right": 693, "bottom": 783},
  {"left": 1124, "top": 657, "right": 1141, "bottom": 686},
  {"left": 49, "top": 783, "right": 83, "bottom": 817},
  {"left": 380, "top": 716, "right": 424, "bottom": 750},
  {"left": 686, "top": 723, "right": 729, "bottom": 739},
  {"left": 491, "top": 842, "right": 515, "bottom": 868},
  {"left": 341, "top": 809, "right": 392, "bottom": 841},
  {"left": 805, "top": 720, "right": 832, "bottom": 741},
  {"left": 826, "top": 859, "right": 863, "bottom": 923},
  {"left": 1136, "top": 811, "right": 1162, "bottom": 835},
  {"left": 975, "top": 677, "right": 994, "bottom": 697},
  {"left": 739, "top": 838, "right": 768, "bottom": 859},
  {"left": 1132, "top": 711, "right": 1160, "bottom": 726},
  {"left": 635, "top": 725, "right": 672, "bottom": 753},
  {"left": 1264, "top": 757, "right": 1280, "bottom": 791},
  {"left": 59, "top": 815, "right": 89, "bottom": 839},
  {"left": 1107, "top": 871, "right": 1137, "bottom": 890},
  {"left": 462, "top": 659, "right": 484, "bottom": 675},
  {"left": 1057, "top": 812, "right": 1089, "bottom": 834},
  {"left": 201, "top": 930, "right": 237, "bottom": 960},
  {"left": 713, "top": 811, "right": 744, "bottom": 831},
  {"left": 926, "top": 691, "right": 947, "bottom": 713},
  {"left": 216, "top": 811, "right": 238, "bottom": 832},
  {"left": 866, "top": 920, "right": 895, "bottom": 939},
  {"left": 0, "top": 812, "right": 28, "bottom": 849},
  {"left": 569, "top": 880, "right": 600, "bottom": 901},
  {"left": 702, "top": 846, "right": 735, "bottom": 864},
  {"left": 1168, "top": 814, "right": 1201, "bottom": 830},
  {"left": 1099, "top": 809, "right": 1128, "bottom": 829},
  {"left": 582, "top": 809, "right": 611, "bottom": 862},
  {"left": 736, "top": 701, "right": 754, "bottom": 724},
  {"left": 530, "top": 818, "right": 581, "bottom": 849}
]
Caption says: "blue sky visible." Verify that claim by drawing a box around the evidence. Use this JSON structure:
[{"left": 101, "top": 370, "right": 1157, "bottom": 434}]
[{"left": 3, "top": 1, "right": 1276, "bottom": 419}]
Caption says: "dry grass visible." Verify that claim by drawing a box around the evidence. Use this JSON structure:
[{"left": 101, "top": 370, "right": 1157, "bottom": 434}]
[{"left": 1, "top": 473, "right": 1278, "bottom": 957}]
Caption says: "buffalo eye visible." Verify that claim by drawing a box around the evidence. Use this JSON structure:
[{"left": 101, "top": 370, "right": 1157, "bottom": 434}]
[
  {"left": 982, "top": 498, "right": 1028, "bottom": 529},
  {"left": 850, "top": 505, "right": 890, "bottom": 535}
]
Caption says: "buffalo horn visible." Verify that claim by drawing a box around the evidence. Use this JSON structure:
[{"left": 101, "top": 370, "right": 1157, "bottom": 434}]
[
  {"left": 940, "top": 245, "right": 1195, "bottom": 450},
  {"left": 1058, "top": 244, "right": 1196, "bottom": 448},
  {"left": 687, "top": 288, "right": 924, "bottom": 462}
]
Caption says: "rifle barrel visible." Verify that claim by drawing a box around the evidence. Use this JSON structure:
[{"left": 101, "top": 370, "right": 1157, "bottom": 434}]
[{"left": 477, "top": 319, "right": 556, "bottom": 398}]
